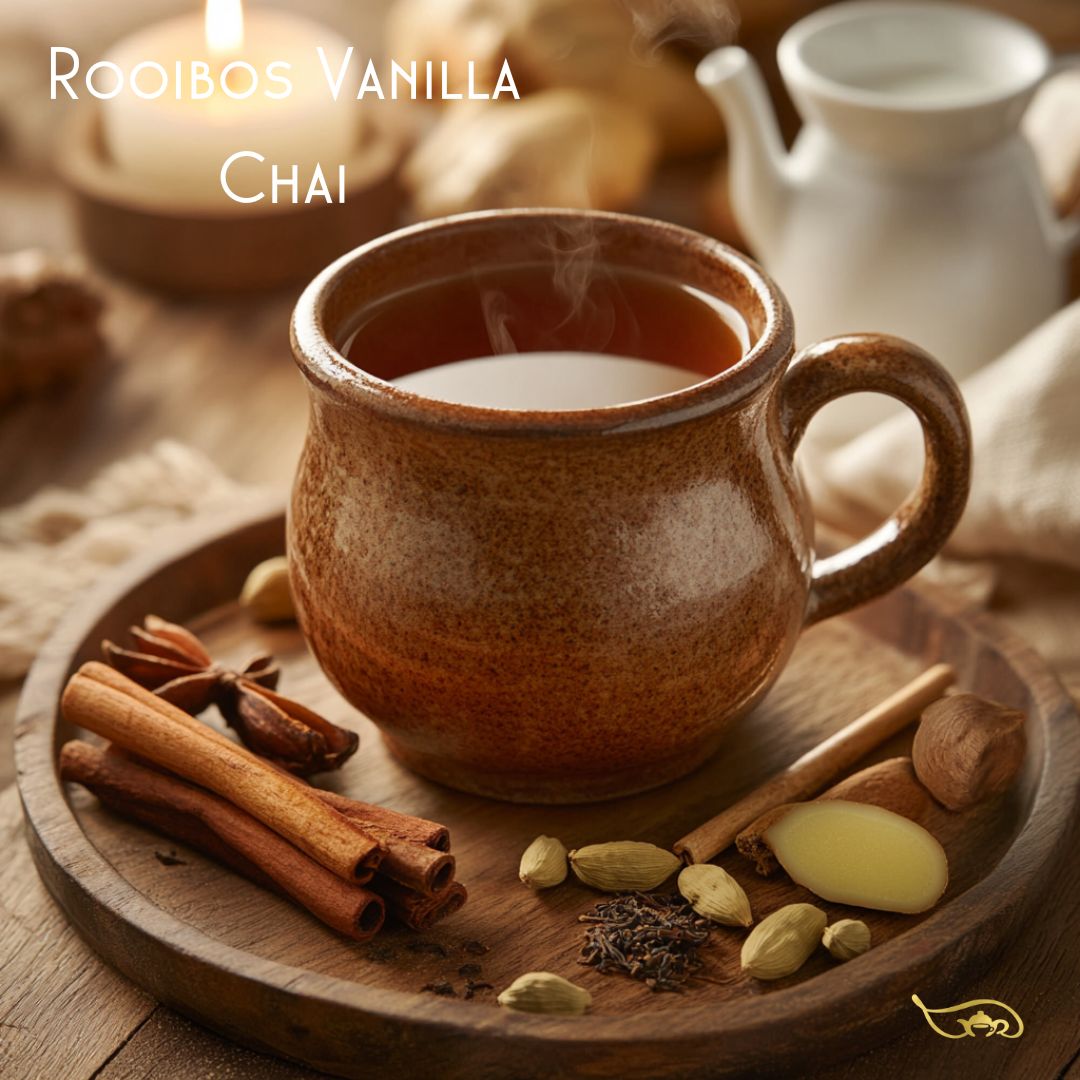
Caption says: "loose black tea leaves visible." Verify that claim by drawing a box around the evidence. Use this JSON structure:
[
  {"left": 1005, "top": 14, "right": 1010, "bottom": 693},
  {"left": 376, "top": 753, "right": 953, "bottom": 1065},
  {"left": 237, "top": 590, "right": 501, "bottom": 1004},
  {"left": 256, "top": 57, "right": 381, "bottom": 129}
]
[{"left": 578, "top": 892, "right": 711, "bottom": 992}]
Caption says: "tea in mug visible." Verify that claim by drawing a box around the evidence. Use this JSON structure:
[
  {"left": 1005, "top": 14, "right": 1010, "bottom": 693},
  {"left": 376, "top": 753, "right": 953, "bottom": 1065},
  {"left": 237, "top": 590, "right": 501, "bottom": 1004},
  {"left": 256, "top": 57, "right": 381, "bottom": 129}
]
[{"left": 341, "top": 262, "right": 746, "bottom": 410}]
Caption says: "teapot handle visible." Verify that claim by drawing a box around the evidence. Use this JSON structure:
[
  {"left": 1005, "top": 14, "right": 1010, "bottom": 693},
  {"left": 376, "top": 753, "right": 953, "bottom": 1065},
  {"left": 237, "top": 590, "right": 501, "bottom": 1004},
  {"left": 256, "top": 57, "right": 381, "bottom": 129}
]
[
  {"left": 778, "top": 334, "right": 972, "bottom": 627},
  {"left": 1030, "top": 55, "right": 1080, "bottom": 253}
]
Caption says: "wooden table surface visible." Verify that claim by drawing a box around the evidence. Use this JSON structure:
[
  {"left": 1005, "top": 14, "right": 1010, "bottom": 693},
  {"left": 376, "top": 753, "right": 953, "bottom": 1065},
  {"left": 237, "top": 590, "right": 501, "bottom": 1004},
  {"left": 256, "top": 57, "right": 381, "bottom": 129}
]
[{"left": 2, "top": 169, "right": 1080, "bottom": 1080}]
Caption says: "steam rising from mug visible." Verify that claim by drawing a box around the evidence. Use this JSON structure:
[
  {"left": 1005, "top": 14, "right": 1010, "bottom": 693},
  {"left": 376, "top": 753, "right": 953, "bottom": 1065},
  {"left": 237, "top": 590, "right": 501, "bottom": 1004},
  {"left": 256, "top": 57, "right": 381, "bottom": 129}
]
[
  {"left": 479, "top": 216, "right": 640, "bottom": 357},
  {"left": 480, "top": 291, "right": 518, "bottom": 355},
  {"left": 625, "top": 0, "right": 738, "bottom": 55}
]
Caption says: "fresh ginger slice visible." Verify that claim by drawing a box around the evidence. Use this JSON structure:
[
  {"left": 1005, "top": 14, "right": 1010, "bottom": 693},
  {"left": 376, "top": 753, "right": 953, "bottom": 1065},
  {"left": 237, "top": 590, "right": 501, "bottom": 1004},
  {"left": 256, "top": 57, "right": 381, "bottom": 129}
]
[{"left": 763, "top": 800, "right": 948, "bottom": 914}]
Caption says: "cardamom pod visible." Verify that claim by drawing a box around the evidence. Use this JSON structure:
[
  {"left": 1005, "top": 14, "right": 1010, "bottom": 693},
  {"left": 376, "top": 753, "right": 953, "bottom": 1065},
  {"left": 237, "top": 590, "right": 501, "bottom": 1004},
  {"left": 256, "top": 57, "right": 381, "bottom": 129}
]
[
  {"left": 497, "top": 971, "right": 592, "bottom": 1015},
  {"left": 677, "top": 863, "right": 752, "bottom": 927},
  {"left": 569, "top": 841, "right": 680, "bottom": 892},
  {"left": 740, "top": 903, "right": 827, "bottom": 980},
  {"left": 240, "top": 556, "right": 295, "bottom": 623},
  {"left": 822, "top": 918, "right": 871, "bottom": 961},
  {"left": 519, "top": 835, "right": 568, "bottom": 890}
]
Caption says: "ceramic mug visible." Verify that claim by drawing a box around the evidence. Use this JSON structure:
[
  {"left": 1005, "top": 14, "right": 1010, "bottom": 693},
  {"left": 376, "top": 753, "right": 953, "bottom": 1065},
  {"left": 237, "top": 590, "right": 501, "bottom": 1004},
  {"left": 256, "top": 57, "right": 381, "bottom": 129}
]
[{"left": 289, "top": 210, "right": 970, "bottom": 803}]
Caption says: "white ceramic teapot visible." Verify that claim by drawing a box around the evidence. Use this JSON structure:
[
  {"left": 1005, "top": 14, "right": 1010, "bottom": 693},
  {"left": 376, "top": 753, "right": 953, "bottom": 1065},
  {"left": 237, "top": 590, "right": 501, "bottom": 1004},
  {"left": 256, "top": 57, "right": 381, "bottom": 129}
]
[{"left": 698, "top": 1, "right": 1080, "bottom": 443}]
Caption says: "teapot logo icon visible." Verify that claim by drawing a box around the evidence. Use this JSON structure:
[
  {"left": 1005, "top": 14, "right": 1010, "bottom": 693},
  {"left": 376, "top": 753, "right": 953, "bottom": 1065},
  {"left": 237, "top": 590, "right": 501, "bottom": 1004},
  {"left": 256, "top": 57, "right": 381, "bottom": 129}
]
[{"left": 912, "top": 995, "right": 1024, "bottom": 1039}]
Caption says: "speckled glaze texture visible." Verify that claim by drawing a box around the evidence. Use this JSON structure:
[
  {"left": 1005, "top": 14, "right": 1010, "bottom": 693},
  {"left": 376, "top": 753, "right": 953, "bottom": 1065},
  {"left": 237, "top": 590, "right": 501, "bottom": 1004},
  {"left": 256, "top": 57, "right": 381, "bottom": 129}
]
[{"left": 289, "top": 210, "right": 971, "bottom": 803}]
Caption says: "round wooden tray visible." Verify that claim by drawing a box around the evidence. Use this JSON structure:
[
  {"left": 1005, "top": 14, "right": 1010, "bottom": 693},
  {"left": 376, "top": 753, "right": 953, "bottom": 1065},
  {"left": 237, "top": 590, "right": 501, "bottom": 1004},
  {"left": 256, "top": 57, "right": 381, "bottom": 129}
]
[{"left": 14, "top": 504, "right": 1080, "bottom": 1078}]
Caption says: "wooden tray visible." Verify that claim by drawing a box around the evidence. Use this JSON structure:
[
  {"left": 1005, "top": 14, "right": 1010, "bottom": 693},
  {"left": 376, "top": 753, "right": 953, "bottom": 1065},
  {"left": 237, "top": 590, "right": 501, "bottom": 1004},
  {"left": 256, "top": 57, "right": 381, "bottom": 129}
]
[{"left": 15, "top": 505, "right": 1080, "bottom": 1078}]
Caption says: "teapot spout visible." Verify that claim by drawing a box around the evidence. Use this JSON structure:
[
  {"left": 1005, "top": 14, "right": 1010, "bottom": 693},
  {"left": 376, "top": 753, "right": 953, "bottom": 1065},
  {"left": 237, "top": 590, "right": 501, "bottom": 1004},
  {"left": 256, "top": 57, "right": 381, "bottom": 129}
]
[{"left": 697, "top": 47, "right": 790, "bottom": 258}]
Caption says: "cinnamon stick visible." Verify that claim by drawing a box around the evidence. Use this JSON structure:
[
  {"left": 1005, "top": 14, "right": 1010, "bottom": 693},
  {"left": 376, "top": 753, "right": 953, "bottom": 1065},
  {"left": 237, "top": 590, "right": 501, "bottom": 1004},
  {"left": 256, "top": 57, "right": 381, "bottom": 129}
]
[
  {"left": 314, "top": 789, "right": 450, "bottom": 851},
  {"left": 376, "top": 877, "right": 469, "bottom": 931},
  {"left": 62, "top": 662, "right": 383, "bottom": 882},
  {"left": 366, "top": 834, "right": 454, "bottom": 897},
  {"left": 110, "top": 705, "right": 457, "bottom": 897},
  {"left": 310, "top": 789, "right": 454, "bottom": 896},
  {"left": 59, "top": 741, "right": 385, "bottom": 941},
  {"left": 106, "top": 745, "right": 363, "bottom": 887},
  {"left": 674, "top": 664, "right": 956, "bottom": 864}
]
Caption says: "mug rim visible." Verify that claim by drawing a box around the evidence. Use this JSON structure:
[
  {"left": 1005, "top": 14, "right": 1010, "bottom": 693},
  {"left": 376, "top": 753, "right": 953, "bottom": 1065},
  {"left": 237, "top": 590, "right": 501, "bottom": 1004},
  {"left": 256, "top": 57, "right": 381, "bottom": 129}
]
[{"left": 290, "top": 209, "right": 793, "bottom": 435}]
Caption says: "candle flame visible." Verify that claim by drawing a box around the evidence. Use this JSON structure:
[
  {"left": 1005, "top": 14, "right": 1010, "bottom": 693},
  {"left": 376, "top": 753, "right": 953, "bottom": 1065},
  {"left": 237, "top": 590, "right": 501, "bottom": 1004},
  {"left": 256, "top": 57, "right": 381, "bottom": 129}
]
[{"left": 205, "top": 0, "right": 244, "bottom": 55}]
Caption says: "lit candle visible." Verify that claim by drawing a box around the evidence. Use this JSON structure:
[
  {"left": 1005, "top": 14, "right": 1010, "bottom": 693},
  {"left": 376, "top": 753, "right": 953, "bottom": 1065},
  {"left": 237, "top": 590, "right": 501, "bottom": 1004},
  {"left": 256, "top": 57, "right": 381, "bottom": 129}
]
[
  {"left": 100, "top": 0, "right": 357, "bottom": 206},
  {"left": 394, "top": 353, "right": 701, "bottom": 410}
]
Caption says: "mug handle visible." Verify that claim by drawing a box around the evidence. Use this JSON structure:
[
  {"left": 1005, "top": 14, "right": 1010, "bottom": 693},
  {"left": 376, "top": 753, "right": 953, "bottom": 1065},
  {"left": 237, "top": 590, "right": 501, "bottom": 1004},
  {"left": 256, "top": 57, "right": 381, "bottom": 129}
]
[{"left": 778, "top": 334, "right": 972, "bottom": 627}]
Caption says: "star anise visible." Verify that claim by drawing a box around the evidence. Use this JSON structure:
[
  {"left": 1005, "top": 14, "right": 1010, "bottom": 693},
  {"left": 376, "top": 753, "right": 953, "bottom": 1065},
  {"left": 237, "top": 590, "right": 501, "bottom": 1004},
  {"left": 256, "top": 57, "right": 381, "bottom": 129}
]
[{"left": 101, "top": 615, "right": 358, "bottom": 776}]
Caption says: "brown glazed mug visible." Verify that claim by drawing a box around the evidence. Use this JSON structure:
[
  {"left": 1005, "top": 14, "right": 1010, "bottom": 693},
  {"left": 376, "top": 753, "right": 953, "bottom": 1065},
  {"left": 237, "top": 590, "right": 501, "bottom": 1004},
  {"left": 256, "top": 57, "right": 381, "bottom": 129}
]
[{"left": 289, "top": 210, "right": 970, "bottom": 803}]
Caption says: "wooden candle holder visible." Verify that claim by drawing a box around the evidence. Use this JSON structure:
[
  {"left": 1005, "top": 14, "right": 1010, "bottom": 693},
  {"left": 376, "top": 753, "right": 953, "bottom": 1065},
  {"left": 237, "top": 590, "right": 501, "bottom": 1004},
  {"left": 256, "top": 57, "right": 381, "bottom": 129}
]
[{"left": 56, "top": 106, "right": 404, "bottom": 295}]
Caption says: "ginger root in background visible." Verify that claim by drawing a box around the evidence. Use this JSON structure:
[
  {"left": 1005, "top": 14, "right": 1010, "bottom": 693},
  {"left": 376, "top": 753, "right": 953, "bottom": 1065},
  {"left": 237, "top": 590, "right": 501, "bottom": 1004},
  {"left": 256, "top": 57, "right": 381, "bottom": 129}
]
[
  {"left": 389, "top": 0, "right": 730, "bottom": 216},
  {"left": 404, "top": 91, "right": 658, "bottom": 217}
]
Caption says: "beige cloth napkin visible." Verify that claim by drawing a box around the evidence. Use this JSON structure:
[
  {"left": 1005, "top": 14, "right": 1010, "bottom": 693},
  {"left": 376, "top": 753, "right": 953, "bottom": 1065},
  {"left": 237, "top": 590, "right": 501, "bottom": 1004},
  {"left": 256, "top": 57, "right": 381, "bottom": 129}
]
[
  {"left": 0, "top": 441, "right": 264, "bottom": 680},
  {"left": 804, "top": 298, "right": 1080, "bottom": 573}
]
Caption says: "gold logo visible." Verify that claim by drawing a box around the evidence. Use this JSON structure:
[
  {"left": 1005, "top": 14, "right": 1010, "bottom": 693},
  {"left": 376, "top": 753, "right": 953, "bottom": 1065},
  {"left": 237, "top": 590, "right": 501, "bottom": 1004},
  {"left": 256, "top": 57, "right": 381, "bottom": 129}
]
[{"left": 911, "top": 994, "right": 1023, "bottom": 1039}]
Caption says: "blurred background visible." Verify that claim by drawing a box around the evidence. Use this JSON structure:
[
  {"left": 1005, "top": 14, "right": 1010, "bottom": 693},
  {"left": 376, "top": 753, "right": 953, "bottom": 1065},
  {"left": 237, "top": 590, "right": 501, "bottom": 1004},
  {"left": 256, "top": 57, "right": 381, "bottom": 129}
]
[{"left": 1, "top": 0, "right": 1079, "bottom": 751}]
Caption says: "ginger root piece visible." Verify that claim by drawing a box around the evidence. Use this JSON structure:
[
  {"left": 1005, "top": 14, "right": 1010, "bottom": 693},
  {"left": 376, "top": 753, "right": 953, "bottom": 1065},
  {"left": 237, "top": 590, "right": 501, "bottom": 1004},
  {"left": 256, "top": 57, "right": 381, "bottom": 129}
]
[
  {"left": 824, "top": 756, "right": 938, "bottom": 819},
  {"left": 385, "top": 0, "right": 512, "bottom": 100},
  {"left": 912, "top": 694, "right": 1026, "bottom": 811},
  {"left": 386, "top": 0, "right": 725, "bottom": 157},
  {"left": 606, "top": 48, "right": 725, "bottom": 158},
  {"left": 763, "top": 800, "right": 948, "bottom": 914},
  {"left": 403, "top": 91, "right": 658, "bottom": 216},
  {"left": 737, "top": 757, "right": 938, "bottom": 876}
]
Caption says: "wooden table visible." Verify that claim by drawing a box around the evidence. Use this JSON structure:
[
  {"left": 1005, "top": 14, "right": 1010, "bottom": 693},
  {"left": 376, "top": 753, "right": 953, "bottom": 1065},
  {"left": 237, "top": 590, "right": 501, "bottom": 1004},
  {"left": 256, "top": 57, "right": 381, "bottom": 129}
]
[{"left": 2, "top": 170, "right": 1080, "bottom": 1080}]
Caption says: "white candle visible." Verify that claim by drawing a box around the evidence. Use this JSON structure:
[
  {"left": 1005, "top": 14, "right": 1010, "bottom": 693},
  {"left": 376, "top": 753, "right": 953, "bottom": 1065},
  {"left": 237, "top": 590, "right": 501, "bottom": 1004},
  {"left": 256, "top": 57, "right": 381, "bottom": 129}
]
[
  {"left": 100, "top": 0, "right": 357, "bottom": 206},
  {"left": 393, "top": 353, "right": 702, "bottom": 410}
]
